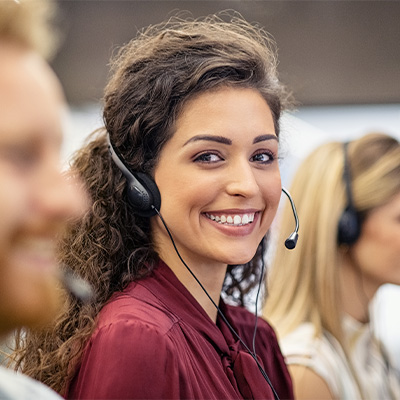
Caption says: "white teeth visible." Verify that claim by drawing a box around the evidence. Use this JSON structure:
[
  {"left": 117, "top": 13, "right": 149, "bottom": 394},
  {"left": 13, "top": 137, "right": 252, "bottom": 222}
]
[{"left": 205, "top": 213, "right": 255, "bottom": 226}]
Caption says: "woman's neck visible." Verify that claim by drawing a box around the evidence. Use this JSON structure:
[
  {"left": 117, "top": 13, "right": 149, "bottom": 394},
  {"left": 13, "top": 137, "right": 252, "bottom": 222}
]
[
  {"left": 339, "top": 251, "right": 378, "bottom": 323},
  {"left": 160, "top": 251, "right": 227, "bottom": 323}
]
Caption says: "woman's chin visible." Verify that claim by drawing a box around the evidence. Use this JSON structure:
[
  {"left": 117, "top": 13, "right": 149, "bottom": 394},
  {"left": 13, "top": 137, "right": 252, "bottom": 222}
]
[{"left": 224, "top": 252, "right": 256, "bottom": 266}]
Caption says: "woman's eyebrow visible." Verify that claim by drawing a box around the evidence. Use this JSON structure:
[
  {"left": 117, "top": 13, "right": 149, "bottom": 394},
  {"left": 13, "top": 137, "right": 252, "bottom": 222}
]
[
  {"left": 253, "top": 134, "right": 278, "bottom": 144},
  {"left": 183, "top": 135, "right": 232, "bottom": 146},
  {"left": 183, "top": 134, "right": 278, "bottom": 146}
]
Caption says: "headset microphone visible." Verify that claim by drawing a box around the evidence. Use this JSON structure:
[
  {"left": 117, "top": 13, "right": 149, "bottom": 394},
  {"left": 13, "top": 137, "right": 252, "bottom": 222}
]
[{"left": 281, "top": 187, "right": 299, "bottom": 249}]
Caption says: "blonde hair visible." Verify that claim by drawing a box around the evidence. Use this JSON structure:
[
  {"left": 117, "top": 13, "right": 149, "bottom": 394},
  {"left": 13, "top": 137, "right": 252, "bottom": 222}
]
[
  {"left": 264, "top": 132, "right": 400, "bottom": 345},
  {"left": 0, "top": 0, "right": 59, "bottom": 59}
]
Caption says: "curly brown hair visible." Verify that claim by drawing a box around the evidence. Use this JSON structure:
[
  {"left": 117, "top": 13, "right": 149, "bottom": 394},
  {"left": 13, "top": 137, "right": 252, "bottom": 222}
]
[{"left": 13, "top": 12, "right": 290, "bottom": 394}]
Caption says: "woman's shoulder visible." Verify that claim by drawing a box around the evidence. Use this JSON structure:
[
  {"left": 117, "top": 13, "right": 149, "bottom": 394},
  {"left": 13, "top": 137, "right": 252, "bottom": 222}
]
[
  {"left": 95, "top": 280, "right": 180, "bottom": 337},
  {"left": 280, "top": 323, "right": 347, "bottom": 363},
  {"left": 0, "top": 366, "right": 62, "bottom": 400},
  {"left": 279, "top": 322, "right": 319, "bottom": 356},
  {"left": 279, "top": 323, "right": 354, "bottom": 399},
  {"left": 83, "top": 300, "right": 181, "bottom": 373},
  {"left": 279, "top": 322, "right": 343, "bottom": 367},
  {"left": 68, "top": 297, "right": 182, "bottom": 399}
]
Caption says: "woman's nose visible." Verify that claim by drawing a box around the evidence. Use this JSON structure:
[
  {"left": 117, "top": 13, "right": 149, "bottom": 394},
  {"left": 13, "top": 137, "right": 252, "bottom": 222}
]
[{"left": 225, "top": 160, "right": 259, "bottom": 198}]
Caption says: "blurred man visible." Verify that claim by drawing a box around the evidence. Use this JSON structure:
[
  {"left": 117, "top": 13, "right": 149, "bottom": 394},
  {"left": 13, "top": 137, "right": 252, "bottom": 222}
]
[{"left": 0, "top": 1, "right": 87, "bottom": 398}]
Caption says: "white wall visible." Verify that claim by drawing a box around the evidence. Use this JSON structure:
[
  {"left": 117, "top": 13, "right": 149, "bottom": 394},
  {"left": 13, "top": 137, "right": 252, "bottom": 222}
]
[{"left": 280, "top": 104, "right": 400, "bottom": 178}]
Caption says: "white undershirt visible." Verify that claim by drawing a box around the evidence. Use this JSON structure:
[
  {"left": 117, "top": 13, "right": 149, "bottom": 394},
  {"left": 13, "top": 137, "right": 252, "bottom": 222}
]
[{"left": 280, "top": 315, "right": 400, "bottom": 400}]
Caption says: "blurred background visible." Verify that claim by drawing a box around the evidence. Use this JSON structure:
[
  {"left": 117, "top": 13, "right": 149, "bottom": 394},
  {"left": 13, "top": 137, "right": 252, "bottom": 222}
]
[{"left": 51, "top": 0, "right": 400, "bottom": 366}]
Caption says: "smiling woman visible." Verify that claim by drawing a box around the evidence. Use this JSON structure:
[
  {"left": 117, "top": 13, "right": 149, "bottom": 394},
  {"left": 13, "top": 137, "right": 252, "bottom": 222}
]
[{"left": 15, "top": 12, "right": 294, "bottom": 400}]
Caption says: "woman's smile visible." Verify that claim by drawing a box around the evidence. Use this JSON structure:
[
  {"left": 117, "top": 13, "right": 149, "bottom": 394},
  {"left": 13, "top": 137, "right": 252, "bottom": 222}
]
[
  {"left": 202, "top": 210, "right": 260, "bottom": 237},
  {"left": 204, "top": 211, "right": 257, "bottom": 226}
]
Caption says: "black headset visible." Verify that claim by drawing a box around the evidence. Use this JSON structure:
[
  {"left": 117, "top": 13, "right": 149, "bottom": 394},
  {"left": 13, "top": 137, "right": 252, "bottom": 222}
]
[
  {"left": 107, "top": 135, "right": 299, "bottom": 249},
  {"left": 337, "top": 141, "right": 361, "bottom": 245},
  {"left": 107, "top": 136, "right": 161, "bottom": 217}
]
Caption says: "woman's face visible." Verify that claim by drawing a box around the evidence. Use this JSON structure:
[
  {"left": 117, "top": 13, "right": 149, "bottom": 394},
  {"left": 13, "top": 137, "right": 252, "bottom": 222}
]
[
  {"left": 0, "top": 45, "right": 87, "bottom": 335},
  {"left": 350, "top": 191, "right": 400, "bottom": 290},
  {"left": 151, "top": 86, "right": 281, "bottom": 270}
]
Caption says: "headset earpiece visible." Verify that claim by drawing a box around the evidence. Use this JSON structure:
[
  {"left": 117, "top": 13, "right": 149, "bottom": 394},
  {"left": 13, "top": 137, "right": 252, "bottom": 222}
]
[
  {"left": 107, "top": 135, "right": 161, "bottom": 217},
  {"left": 127, "top": 172, "right": 161, "bottom": 217},
  {"left": 337, "top": 206, "right": 360, "bottom": 245},
  {"left": 337, "top": 142, "right": 360, "bottom": 245}
]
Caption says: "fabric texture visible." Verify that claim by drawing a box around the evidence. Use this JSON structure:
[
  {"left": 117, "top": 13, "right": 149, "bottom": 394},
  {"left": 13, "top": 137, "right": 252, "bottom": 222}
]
[
  {"left": 67, "top": 260, "right": 293, "bottom": 399},
  {"left": 0, "top": 365, "right": 62, "bottom": 400},
  {"left": 280, "top": 317, "right": 400, "bottom": 400}
]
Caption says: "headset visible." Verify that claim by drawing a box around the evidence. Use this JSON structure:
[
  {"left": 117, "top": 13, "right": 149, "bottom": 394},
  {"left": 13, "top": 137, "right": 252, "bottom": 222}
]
[
  {"left": 108, "top": 136, "right": 300, "bottom": 400},
  {"left": 107, "top": 136, "right": 299, "bottom": 248},
  {"left": 337, "top": 141, "right": 361, "bottom": 245},
  {"left": 107, "top": 136, "right": 161, "bottom": 218}
]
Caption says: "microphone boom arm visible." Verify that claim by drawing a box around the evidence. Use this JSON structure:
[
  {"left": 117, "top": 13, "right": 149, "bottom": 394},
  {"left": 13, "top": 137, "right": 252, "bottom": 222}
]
[{"left": 281, "top": 187, "right": 299, "bottom": 250}]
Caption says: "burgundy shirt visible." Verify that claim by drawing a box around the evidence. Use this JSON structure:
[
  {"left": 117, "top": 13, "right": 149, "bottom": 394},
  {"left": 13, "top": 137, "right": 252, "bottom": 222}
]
[{"left": 67, "top": 260, "right": 293, "bottom": 399}]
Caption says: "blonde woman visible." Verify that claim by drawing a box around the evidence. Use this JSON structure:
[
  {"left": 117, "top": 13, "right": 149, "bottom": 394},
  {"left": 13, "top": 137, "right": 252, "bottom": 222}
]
[{"left": 264, "top": 132, "right": 400, "bottom": 399}]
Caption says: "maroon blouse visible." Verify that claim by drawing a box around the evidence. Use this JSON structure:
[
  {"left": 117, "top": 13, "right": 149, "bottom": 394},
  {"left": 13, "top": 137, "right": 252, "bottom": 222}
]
[{"left": 66, "top": 260, "right": 293, "bottom": 399}]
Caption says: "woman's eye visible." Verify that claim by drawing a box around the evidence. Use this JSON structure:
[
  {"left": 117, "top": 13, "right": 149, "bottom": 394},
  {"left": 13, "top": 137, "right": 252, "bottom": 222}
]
[
  {"left": 251, "top": 151, "right": 274, "bottom": 164},
  {"left": 193, "top": 152, "right": 223, "bottom": 163}
]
